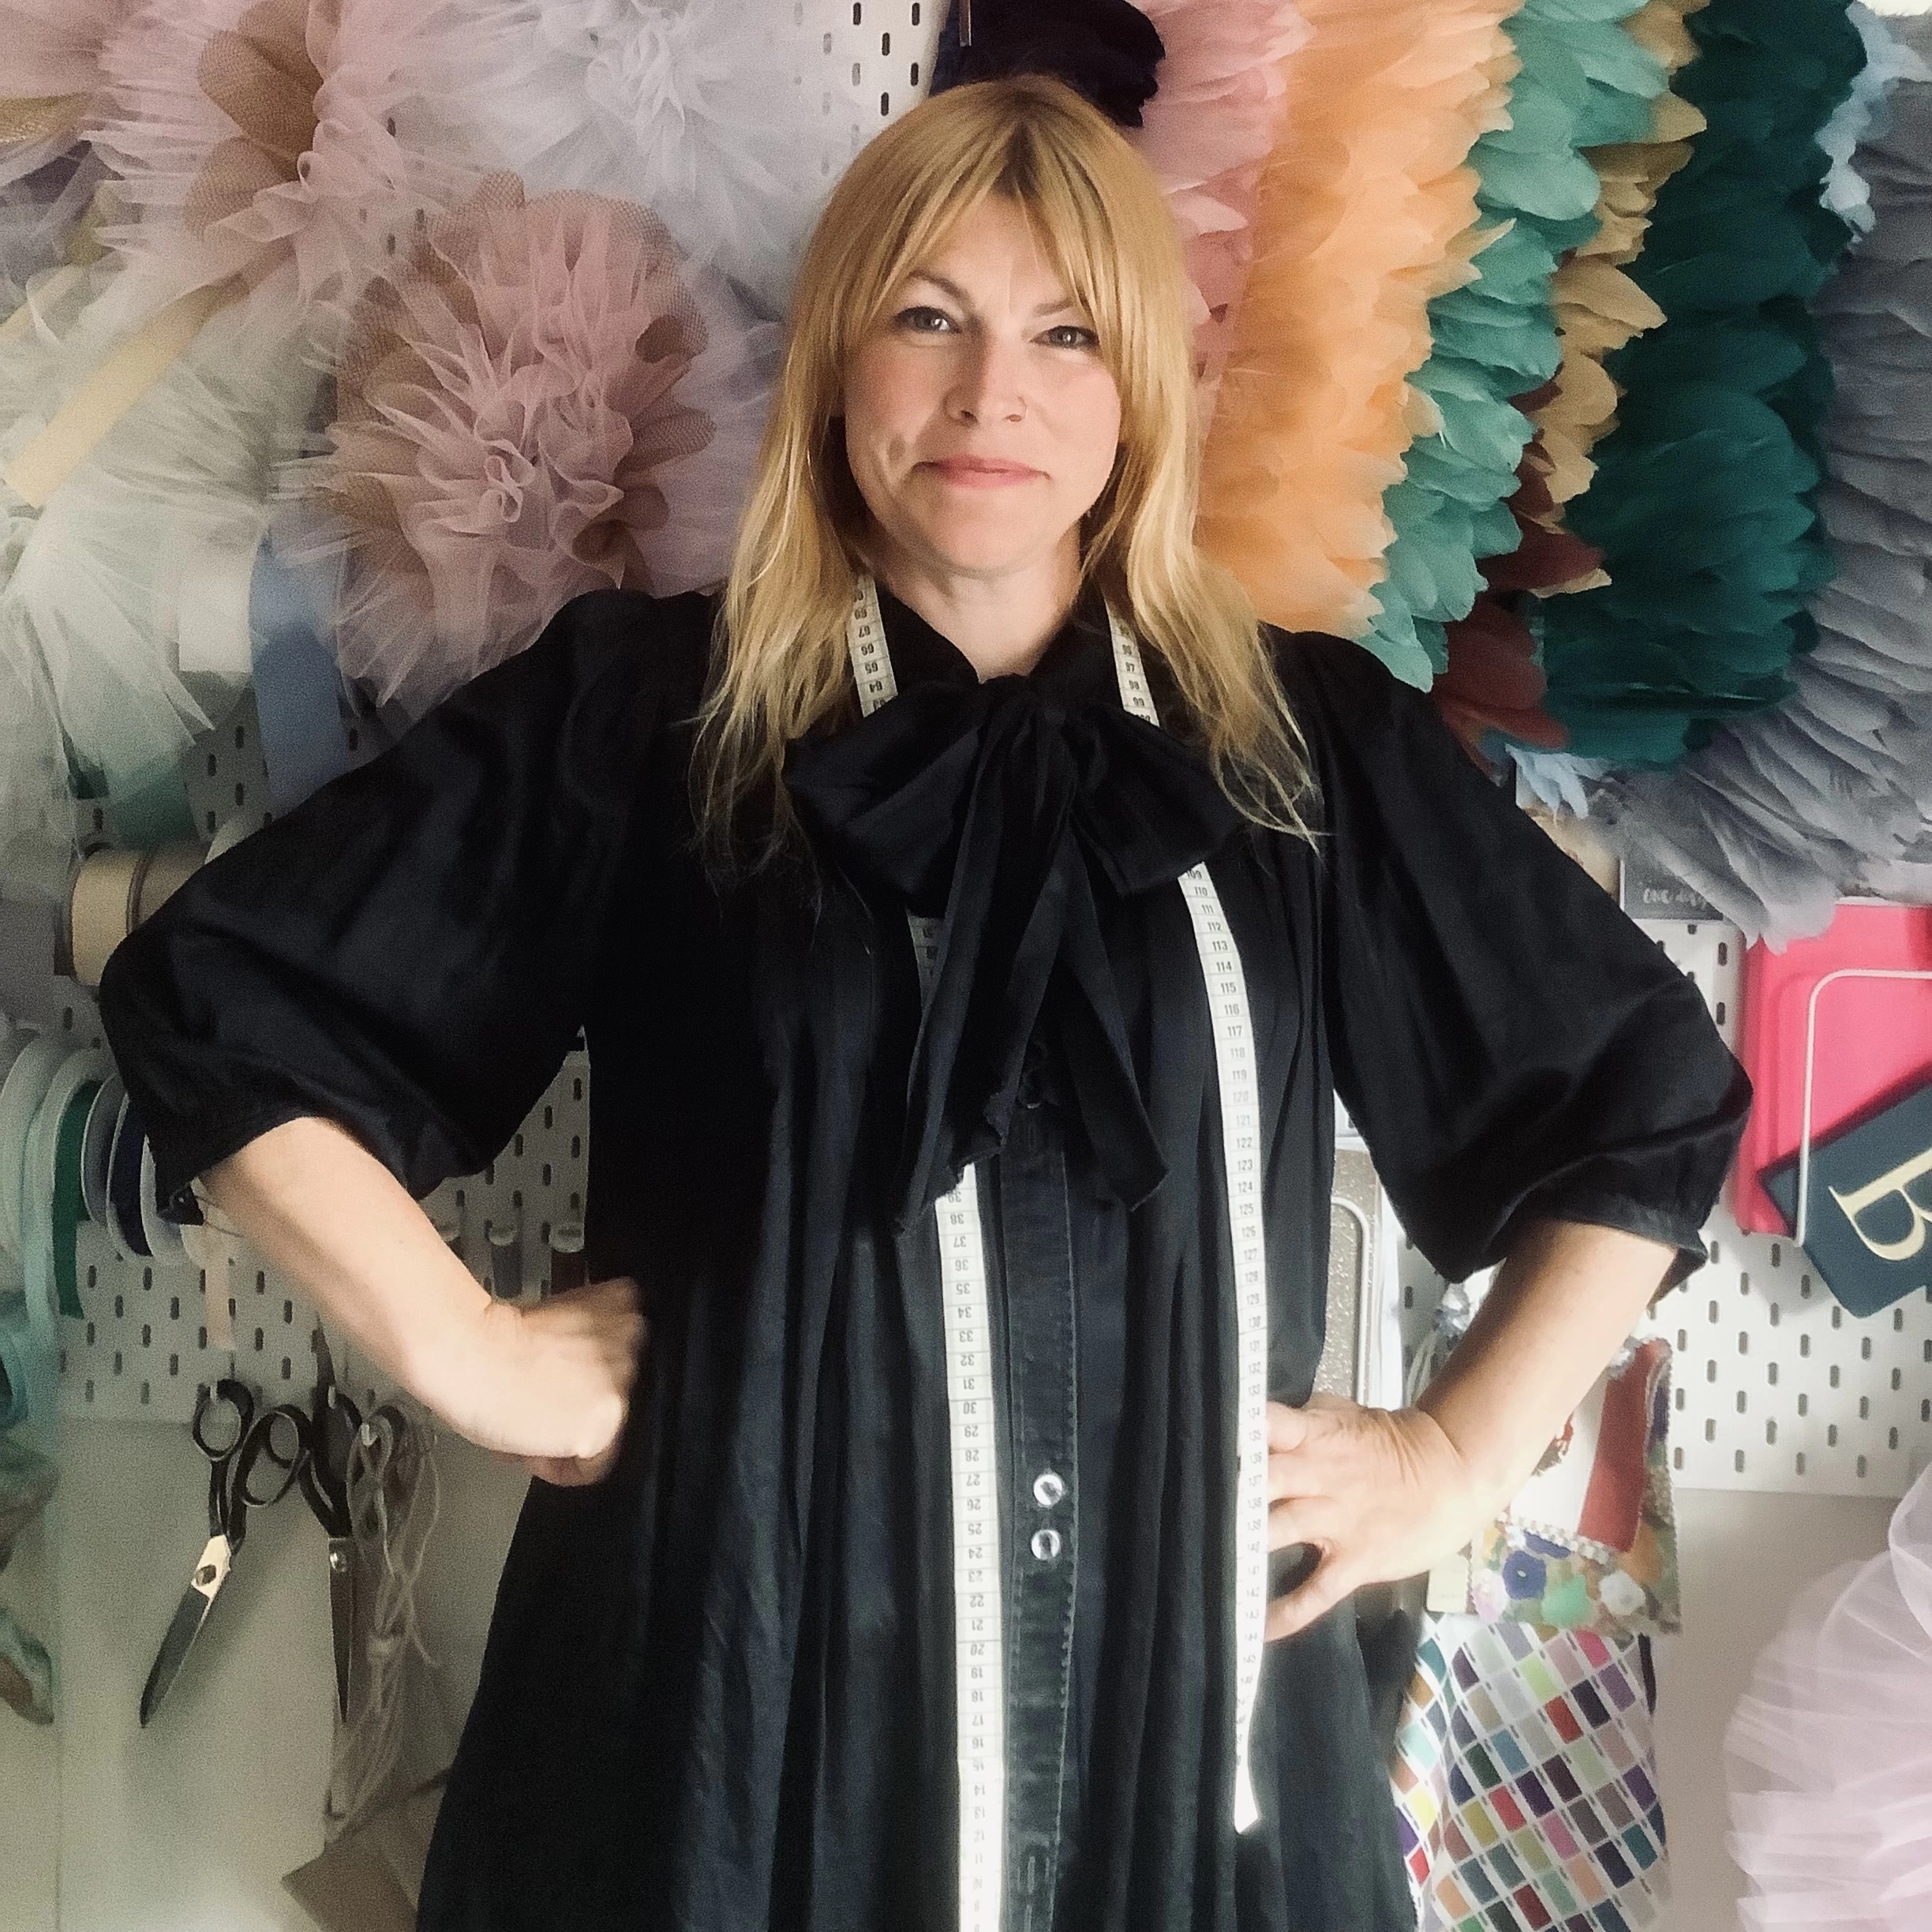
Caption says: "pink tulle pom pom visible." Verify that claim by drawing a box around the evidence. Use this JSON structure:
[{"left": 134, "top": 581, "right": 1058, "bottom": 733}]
[
  {"left": 281, "top": 172, "right": 775, "bottom": 719},
  {"left": 0, "top": 0, "right": 137, "bottom": 187},
  {"left": 93, "top": 0, "right": 479, "bottom": 322},
  {"left": 1130, "top": 0, "right": 1309, "bottom": 397}
]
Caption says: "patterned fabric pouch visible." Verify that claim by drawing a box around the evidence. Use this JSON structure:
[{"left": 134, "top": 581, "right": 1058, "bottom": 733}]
[
  {"left": 1392, "top": 1617, "right": 1671, "bottom": 1932},
  {"left": 1425, "top": 1326, "right": 1681, "bottom": 1640}
]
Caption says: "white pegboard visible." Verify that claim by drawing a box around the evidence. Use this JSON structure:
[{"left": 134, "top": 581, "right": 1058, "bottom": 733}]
[{"left": 1398, "top": 917, "right": 1932, "bottom": 1500}]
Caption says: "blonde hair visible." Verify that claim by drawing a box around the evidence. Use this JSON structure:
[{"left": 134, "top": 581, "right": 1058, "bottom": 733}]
[{"left": 691, "top": 72, "right": 1313, "bottom": 874}]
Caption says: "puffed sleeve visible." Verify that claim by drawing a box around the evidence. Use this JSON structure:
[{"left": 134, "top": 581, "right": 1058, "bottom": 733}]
[
  {"left": 96, "top": 588, "right": 687, "bottom": 1226},
  {"left": 1275, "top": 629, "right": 1751, "bottom": 1289}
]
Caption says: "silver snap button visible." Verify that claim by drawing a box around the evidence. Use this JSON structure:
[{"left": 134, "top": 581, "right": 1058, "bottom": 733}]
[
  {"left": 1032, "top": 1470, "right": 1066, "bottom": 1508},
  {"left": 1030, "top": 1526, "right": 1062, "bottom": 1563}
]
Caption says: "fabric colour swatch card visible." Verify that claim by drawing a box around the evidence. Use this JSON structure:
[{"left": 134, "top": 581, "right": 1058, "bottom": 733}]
[
  {"left": 1735, "top": 903, "right": 1932, "bottom": 1234},
  {"left": 1392, "top": 1617, "right": 1668, "bottom": 1932}
]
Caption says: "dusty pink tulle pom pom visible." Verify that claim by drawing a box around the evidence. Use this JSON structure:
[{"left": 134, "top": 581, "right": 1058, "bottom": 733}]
[
  {"left": 93, "top": 0, "right": 477, "bottom": 320},
  {"left": 0, "top": 0, "right": 138, "bottom": 187},
  {"left": 1130, "top": 0, "right": 1309, "bottom": 398},
  {"left": 282, "top": 172, "right": 773, "bottom": 720}
]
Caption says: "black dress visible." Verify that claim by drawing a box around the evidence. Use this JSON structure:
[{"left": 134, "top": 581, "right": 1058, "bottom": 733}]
[{"left": 96, "top": 579, "right": 1749, "bottom": 1932}]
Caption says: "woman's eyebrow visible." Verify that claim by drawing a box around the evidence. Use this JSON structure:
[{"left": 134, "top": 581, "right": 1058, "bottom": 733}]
[{"left": 904, "top": 269, "right": 1084, "bottom": 320}]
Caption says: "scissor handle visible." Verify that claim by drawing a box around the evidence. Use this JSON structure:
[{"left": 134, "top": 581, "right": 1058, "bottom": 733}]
[
  {"left": 191, "top": 1377, "right": 256, "bottom": 1461},
  {"left": 298, "top": 1385, "right": 364, "bottom": 1535},
  {"left": 232, "top": 1405, "right": 311, "bottom": 1511}
]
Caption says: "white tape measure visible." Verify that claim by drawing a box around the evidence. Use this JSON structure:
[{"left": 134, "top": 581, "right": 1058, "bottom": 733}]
[{"left": 843, "top": 576, "right": 1271, "bottom": 1932}]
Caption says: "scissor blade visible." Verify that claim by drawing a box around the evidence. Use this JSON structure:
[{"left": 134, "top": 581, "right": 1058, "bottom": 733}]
[
  {"left": 139, "top": 1535, "right": 231, "bottom": 1727},
  {"left": 326, "top": 1537, "right": 355, "bottom": 1724}
]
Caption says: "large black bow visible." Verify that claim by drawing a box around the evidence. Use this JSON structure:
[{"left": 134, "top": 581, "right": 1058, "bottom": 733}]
[{"left": 784, "top": 666, "right": 1243, "bottom": 1232}]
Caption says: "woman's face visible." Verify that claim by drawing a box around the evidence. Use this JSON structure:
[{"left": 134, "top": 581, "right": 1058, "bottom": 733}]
[{"left": 840, "top": 195, "right": 1124, "bottom": 588}]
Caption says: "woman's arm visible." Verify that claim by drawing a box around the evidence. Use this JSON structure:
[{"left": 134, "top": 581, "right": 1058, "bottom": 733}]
[
  {"left": 201, "top": 1114, "right": 646, "bottom": 1486},
  {"left": 1263, "top": 1216, "right": 1676, "bottom": 1640}
]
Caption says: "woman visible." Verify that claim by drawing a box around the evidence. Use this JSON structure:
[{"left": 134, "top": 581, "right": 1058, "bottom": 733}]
[{"left": 98, "top": 75, "right": 1749, "bottom": 1932}]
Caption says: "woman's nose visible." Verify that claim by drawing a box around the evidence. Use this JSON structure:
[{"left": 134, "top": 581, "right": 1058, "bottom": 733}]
[{"left": 946, "top": 331, "right": 1028, "bottom": 424}]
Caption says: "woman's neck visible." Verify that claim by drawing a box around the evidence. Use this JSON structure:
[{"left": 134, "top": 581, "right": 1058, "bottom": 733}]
[{"left": 865, "top": 534, "right": 1081, "bottom": 682}]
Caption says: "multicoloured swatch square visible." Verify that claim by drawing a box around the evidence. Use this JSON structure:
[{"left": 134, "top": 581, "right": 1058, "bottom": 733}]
[{"left": 1392, "top": 1616, "right": 1668, "bottom": 1932}]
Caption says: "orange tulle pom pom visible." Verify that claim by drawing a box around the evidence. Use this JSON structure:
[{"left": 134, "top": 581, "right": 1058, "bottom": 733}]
[{"left": 1195, "top": 0, "right": 1518, "bottom": 639}]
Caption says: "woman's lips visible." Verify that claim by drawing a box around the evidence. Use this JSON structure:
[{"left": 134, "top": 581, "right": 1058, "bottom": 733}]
[{"left": 923, "top": 458, "right": 1043, "bottom": 488}]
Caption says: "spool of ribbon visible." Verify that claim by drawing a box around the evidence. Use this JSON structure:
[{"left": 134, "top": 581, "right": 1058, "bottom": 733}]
[
  {"left": 63, "top": 841, "right": 209, "bottom": 987},
  {"left": 105, "top": 1091, "right": 150, "bottom": 1263},
  {"left": 137, "top": 1134, "right": 188, "bottom": 1268},
  {"left": 0, "top": 1032, "right": 68, "bottom": 1264},
  {"left": 78, "top": 1072, "right": 124, "bottom": 1228}
]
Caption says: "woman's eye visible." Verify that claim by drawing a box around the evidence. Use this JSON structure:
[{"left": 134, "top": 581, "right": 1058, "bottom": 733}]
[
  {"left": 1043, "top": 323, "right": 1099, "bottom": 350},
  {"left": 897, "top": 305, "right": 955, "bottom": 333}
]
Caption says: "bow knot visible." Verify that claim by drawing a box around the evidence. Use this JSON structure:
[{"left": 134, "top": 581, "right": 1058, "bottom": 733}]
[{"left": 784, "top": 635, "right": 1242, "bottom": 1231}]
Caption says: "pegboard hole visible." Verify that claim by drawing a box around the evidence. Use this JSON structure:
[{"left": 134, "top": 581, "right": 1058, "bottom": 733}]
[
  {"left": 1857, "top": 1455, "right": 1868, "bottom": 1479},
  {"left": 1829, "top": 1365, "right": 1841, "bottom": 1389},
  {"left": 141, "top": 1324, "right": 150, "bottom": 1347},
  {"left": 1735, "top": 1391, "right": 1747, "bottom": 1414},
  {"left": 1889, "top": 1428, "right": 1900, "bottom": 1451},
  {"left": 1704, "top": 1419, "right": 1716, "bottom": 1442},
  {"left": 1705, "top": 1359, "right": 1717, "bottom": 1383},
  {"left": 281, "top": 1357, "right": 293, "bottom": 1381},
  {"left": 253, "top": 1327, "right": 264, "bottom": 1352},
  {"left": 1859, "top": 1397, "right": 1870, "bottom": 1420},
  {"left": 256, "top": 1270, "right": 266, "bottom": 1294},
  {"left": 170, "top": 1297, "right": 179, "bottom": 1320},
  {"left": 1894, "top": 1308, "right": 1906, "bottom": 1332},
  {"left": 1765, "top": 1421, "right": 1777, "bottom": 1444},
  {"left": 1715, "top": 1002, "right": 1727, "bottom": 1027},
  {"left": 1799, "top": 1335, "right": 1811, "bottom": 1358},
  {"left": 515, "top": 1133, "right": 525, "bottom": 1157},
  {"left": 1736, "top": 1331, "right": 1748, "bottom": 1356},
  {"left": 1734, "top": 1449, "right": 1745, "bottom": 1473},
  {"left": 1800, "top": 1275, "right": 1812, "bottom": 1299},
  {"left": 1767, "top": 1363, "right": 1778, "bottom": 1386},
  {"left": 1769, "top": 1304, "right": 1780, "bottom": 1328},
  {"left": 170, "top": 1354, "right": 178, "bottom": 1376},
  {"left": 114, "top": 1294, "right": 123, "bottom": 1318},
  {"left": 542, "top": 1163, "right": 552, "bottom": 1188},
  {"left": 1832, "top": 1306, "right": 1843, "bottom": 1330},
  {"left": 1740, "top": 1271, "right": 1750, "bottom": 1294},
  {"left": 1798, "top": 1393, "right": 1809, "bottom": 1417},
  {"left": 1717, "top": 942, "right": 1728, "bottom": 966},
  {"left": 1795, "top": 1452, "right": 1807, "bottom": 1475},
  {"left": 1673, "top": 1447, "right": 1683, "bottom": 1470},
  {"left": 1829, "top": 1425, "right": 1840, "bottom": 1447},
  {"left": 1769, "top": 1242, "right": 1781, "bottom": 1267},
  {"left": 1862, "top": 1337, "right": 1873, "bottom": 1361}
]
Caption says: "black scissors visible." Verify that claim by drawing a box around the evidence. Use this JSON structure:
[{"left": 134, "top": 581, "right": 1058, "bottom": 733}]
[{"left": 140, "top": 1344, "right": 364, "bottom": 1725}]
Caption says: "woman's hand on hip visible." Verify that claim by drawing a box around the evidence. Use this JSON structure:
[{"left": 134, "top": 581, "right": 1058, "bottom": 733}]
[
  {"left": 454, "top": 1274, "right": 648, "bottom": 1487},
  {"left": 1262, "top": 1394, "right": 1497, "bottom": 1642}
]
